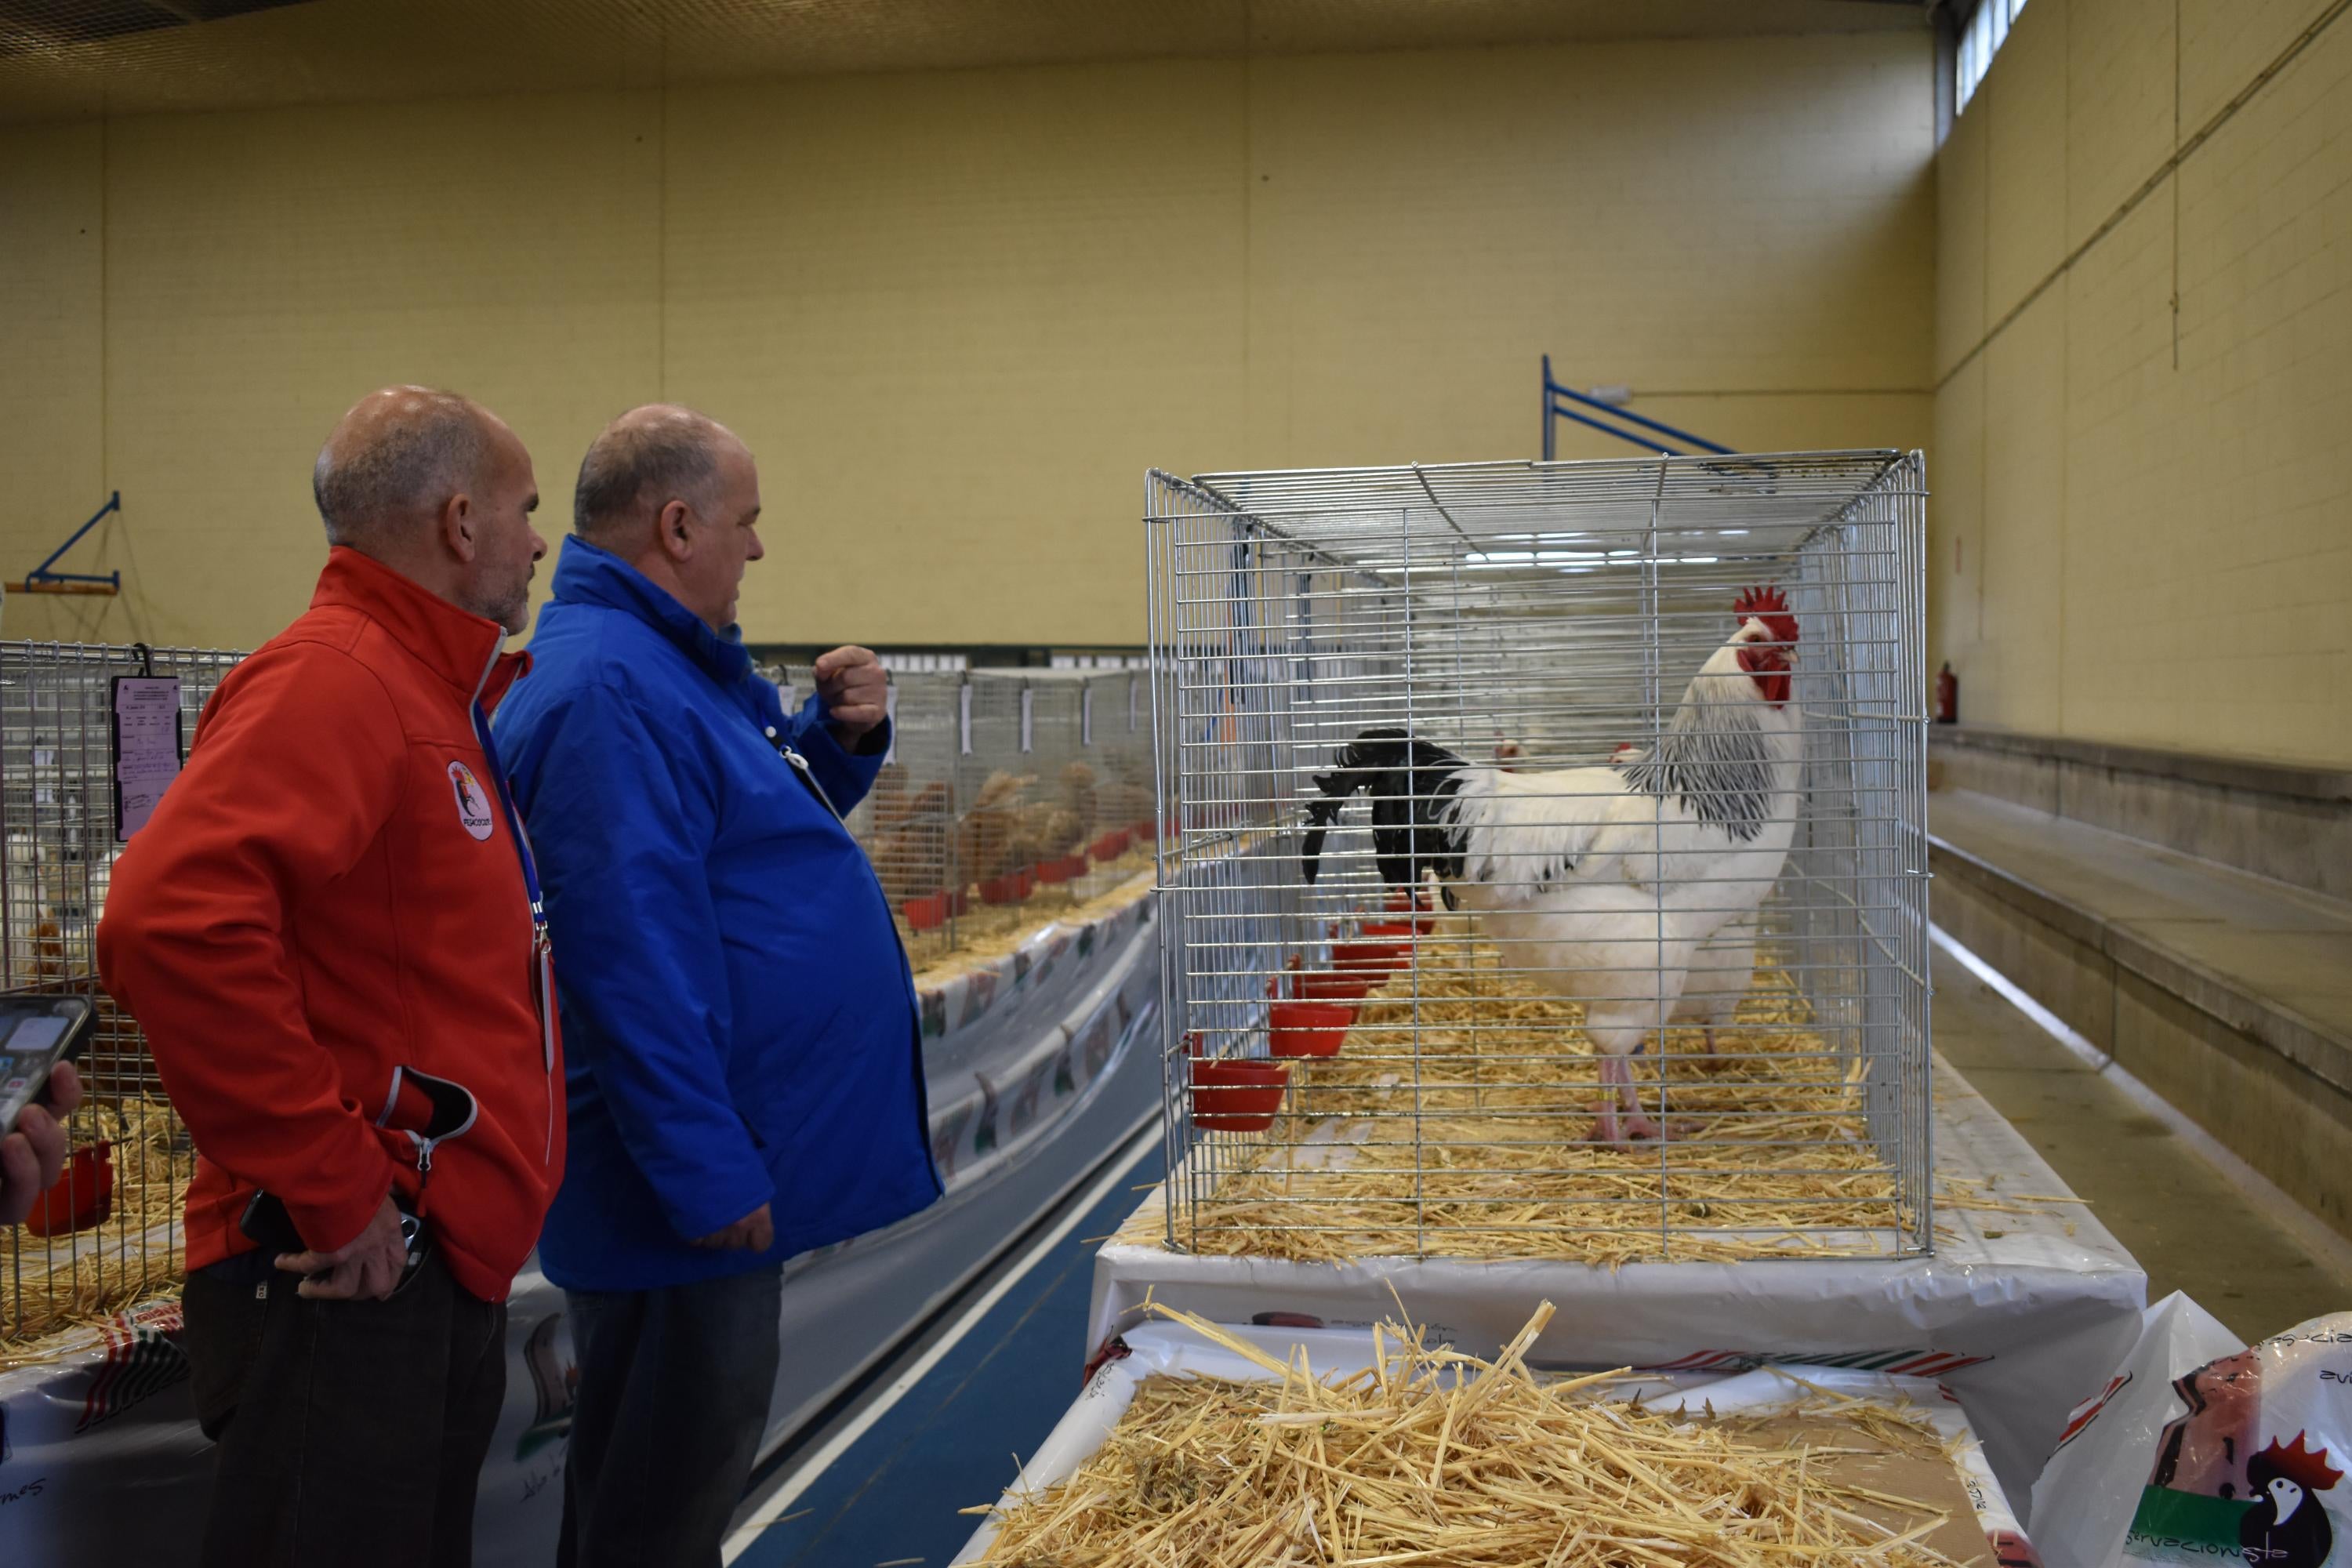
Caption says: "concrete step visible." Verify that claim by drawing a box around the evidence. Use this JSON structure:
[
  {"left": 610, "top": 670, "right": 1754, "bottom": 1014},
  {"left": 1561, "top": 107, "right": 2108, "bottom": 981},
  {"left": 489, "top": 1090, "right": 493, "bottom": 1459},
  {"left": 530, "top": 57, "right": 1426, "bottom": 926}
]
[{"left": 1929, "top": 788, "right": 2352, "bottom": 1239}]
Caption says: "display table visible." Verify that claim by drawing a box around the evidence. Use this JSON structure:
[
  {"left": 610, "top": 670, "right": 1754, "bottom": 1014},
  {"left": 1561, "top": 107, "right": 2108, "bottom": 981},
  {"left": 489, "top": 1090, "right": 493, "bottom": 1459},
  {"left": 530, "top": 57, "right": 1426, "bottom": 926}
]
[{"left": 1087, "top": 1057, "right": 2147, "bottom": 1513}]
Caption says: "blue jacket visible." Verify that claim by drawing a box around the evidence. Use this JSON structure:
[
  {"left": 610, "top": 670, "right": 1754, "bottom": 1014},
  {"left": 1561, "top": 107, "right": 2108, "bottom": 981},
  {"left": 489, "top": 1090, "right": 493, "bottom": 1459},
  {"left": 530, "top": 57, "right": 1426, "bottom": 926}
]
[{"left": 496, "top": 538, "right": 939, "bottom": 1291}]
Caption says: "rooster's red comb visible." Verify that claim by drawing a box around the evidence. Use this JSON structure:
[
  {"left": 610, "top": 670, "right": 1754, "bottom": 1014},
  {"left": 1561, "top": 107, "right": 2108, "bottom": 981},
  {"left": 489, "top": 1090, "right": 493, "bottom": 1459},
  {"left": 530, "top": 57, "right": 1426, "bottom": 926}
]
[
  {"left": 2259, "top": 1434, "right": 2344, "bottom": 1491},
  {"left": 1733, "top": 585, "right": 1799, "bottom": 644}
]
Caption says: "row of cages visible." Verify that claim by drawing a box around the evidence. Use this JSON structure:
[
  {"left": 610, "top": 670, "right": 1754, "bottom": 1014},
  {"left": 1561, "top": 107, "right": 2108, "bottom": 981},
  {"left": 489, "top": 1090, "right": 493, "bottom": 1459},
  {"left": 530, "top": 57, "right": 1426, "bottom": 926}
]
[
  {"left": 0, "top": 642, "right": 236, "bottom": 1351},
  {"left": 1143, "top": 452, "right": 1935, "bottom": 1265},
  {"left": 761, "top": 665, "right": 1172, "bottom": 969},
  {"left": 0, "top": 647, "right": 1171, "bottom": 1349}
]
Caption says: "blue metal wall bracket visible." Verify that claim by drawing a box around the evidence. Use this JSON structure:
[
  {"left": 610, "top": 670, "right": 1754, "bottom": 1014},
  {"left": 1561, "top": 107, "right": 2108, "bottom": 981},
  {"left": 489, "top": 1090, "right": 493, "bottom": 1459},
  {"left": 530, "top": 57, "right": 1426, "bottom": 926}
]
[
  {"left": 11, "top": 492, "right": 124, "bottom": 596},
  {"left": 1541, "top": 356, "right": 1732, "bottom": 459}
]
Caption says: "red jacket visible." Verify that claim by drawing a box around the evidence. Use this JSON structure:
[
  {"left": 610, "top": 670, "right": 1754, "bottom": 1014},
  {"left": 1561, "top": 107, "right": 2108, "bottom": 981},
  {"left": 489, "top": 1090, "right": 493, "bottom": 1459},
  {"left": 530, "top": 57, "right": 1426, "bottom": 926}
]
[{"left": 96, "top": 549, "right": 564, "bottom": 1303}]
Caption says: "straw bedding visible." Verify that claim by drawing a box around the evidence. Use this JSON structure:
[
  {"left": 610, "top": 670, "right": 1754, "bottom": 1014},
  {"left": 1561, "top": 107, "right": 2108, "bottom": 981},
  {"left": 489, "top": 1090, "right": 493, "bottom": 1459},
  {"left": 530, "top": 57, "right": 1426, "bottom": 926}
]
[
  {"left": 901, "top": 855, "right": 1156, "bottom": 977},
  {"left": 1, "top": 1094, "right": 193, "bottom": 1359},
  {"left": 964, "top": 1300, "right": 1981, "bottom": 1568},
  {"left": 1141, "top": 927, "right": 1923, "bottom": 1265}
]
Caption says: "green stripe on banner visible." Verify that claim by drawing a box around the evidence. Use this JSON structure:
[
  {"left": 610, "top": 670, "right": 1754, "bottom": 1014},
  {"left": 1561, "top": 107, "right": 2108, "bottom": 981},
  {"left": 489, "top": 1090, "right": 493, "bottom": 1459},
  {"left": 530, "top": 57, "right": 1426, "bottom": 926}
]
[{"left": 2126, "top": 1488, "right": 2253, "bottom": 1556}]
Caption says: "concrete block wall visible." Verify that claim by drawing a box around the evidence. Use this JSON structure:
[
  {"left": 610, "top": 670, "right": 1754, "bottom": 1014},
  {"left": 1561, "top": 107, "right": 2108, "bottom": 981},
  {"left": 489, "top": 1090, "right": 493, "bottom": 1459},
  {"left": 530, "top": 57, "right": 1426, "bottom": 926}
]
[{"left": 1931, "top": 0, "right": 2352, "bottom": 768}]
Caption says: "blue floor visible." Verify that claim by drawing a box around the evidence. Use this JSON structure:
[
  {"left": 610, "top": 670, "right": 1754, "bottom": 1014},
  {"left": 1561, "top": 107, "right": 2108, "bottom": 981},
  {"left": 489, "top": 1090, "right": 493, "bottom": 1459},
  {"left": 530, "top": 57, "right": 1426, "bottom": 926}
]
[{"left": 729, "top": 1135, "right": 1166, "bottom": 1568}]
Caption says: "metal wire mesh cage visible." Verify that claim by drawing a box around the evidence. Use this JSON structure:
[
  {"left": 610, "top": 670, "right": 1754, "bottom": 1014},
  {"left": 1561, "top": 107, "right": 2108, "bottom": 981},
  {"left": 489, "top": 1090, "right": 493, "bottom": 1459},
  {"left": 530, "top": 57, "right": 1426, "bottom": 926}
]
[
  {"left": 1145, "top": 452, "right": 1931, "bottom": 1264},
  {"left": 764, "top": 665, "right": 1164, "bottom": 970},
  {"left": 2, "top": 640, "right": 240, "bottom": 1348}
]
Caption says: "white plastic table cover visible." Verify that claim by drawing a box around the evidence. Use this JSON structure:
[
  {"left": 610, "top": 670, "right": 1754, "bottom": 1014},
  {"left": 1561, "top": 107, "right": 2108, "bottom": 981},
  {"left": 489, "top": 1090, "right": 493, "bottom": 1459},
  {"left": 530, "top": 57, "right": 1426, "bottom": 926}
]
[
  {"left": 1088, "top": 1058, "right": 2148, "bottom": 1515},
  {"left": 953, "top": 1316, "right": 2040, "bottom": 1566}
]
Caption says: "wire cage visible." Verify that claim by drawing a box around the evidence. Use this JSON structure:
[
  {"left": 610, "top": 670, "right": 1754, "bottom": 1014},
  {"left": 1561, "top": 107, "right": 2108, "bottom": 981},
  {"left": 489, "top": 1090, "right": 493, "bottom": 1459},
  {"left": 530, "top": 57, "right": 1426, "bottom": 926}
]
[
  {"left": 2, "top": 640, "right": 240, "bottom": 1349},
  {"left": 1083, "top": 666, "right": 1165, "bottom": 869},
  {"left": 848, "top": 669, "right": 964, "bottom": 957},
  {"left": 764, "top": 665, "right": 1166, "bottom": 970},
  {"left": 1145, "top": 452, "right": 1931, "bottom": 1265}
]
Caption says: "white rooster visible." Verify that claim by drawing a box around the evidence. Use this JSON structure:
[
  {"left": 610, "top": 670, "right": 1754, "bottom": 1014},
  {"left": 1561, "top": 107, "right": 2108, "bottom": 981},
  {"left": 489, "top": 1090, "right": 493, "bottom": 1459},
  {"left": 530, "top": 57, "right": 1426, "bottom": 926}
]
[
  {"left": 1674, "top": 917, "right": 1759, "bottom": 1054},
  {"left": 1608, "top": 742, "right": 1761, "bottom": 1056},
  {"left": 1300, "top": 587, "right": 1802, "bottom": 1142}
]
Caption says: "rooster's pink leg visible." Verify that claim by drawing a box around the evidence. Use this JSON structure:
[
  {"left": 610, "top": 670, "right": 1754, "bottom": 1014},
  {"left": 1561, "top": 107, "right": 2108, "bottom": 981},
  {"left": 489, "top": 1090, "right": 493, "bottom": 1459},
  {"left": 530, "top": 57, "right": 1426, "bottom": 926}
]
[
  {"left": 1594, "top": 1054, "right": 1661, "bottom": 1143},
  {"left": 1615, "top": 1054, "right": 1662, "bottom": 1141}
]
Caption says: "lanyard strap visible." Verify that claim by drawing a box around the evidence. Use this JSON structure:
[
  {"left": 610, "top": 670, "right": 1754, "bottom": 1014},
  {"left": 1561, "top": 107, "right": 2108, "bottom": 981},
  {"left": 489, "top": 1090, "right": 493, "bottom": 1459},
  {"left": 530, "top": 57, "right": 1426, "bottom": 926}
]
[{"left": 470, "top": 702, "right": 546, "bottom": 925}]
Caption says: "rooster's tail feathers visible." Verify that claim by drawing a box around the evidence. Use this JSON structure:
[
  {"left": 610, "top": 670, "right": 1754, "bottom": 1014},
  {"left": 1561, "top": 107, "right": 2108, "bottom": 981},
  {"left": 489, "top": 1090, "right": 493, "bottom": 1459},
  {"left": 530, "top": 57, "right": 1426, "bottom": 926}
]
[{"left": 1298, "top": 728, "right": 1468, "bottom": 886}]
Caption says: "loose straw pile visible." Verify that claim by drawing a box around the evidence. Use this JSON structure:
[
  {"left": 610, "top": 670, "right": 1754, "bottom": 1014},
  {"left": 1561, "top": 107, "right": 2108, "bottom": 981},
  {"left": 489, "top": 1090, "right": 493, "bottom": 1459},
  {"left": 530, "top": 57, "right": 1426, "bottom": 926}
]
[
  {"left": 2, "top": 1094, "right": 194, "bottom": 1357},
  {"left": 965, "top": 1300, "right": 1973, "bottom": 1568},
  {"left": 1143, "top": 932, "right": 1918, "bottom": 1265}
]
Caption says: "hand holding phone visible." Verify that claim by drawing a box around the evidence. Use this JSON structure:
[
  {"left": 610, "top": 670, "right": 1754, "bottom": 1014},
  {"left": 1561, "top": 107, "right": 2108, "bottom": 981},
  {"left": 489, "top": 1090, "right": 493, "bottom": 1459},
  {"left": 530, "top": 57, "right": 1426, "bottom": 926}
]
[
  {"left": 0, "top": 998, "right": 96, "bottom": 1141},
  {"left": 1, "top": 1060, "right": 84, "bottom": 1227}
]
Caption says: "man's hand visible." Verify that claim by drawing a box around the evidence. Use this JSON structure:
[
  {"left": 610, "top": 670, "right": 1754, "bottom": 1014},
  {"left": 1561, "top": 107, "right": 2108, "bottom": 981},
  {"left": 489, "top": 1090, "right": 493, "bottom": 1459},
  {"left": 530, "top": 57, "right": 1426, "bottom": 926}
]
[
  {"left": 0, "top": 1062, "right": 82, "bottom": 1227},
  {"left": 277, "top": 1193, "right": 408, "bottom": 1301},
  {"left": 814, "top": 646, "right": 887, "bottom": 749},
  {"left": 691, "top": 1202, "right": 774, "bottom": 1252}
]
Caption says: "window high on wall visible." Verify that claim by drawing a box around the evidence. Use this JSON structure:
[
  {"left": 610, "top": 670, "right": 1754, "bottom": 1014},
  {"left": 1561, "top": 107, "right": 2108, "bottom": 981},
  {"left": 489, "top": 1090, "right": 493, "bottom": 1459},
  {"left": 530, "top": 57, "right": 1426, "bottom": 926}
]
[{"left": 1955, "top": 0, "right": 2028, "bottom": 112}]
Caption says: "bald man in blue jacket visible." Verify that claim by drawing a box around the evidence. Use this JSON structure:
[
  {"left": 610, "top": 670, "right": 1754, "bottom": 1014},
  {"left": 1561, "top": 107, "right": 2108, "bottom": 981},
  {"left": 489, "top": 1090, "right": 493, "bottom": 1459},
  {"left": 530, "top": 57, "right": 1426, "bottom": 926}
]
[{"left": 497, "top": 405, "right": 939, "bottom": 1568}]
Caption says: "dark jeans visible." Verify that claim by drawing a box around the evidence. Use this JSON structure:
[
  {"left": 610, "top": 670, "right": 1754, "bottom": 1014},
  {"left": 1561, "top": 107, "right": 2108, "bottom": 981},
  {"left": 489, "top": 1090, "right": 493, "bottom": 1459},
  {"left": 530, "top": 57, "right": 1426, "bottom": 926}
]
[
  {"left": 181, "top": 1247, "right": 507, "bottom": 1568},
  {"left": 558, "top": 1263, "right": 785, "bottom": 1568}
]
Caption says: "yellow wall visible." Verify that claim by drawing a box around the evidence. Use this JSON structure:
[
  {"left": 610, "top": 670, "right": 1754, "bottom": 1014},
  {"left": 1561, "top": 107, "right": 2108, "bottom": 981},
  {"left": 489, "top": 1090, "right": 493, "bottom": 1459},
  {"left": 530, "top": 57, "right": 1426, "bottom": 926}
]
[
  {"left": 1, "top": 32, "right": 1933, "bottom": 653},
  {"left": 1932, "top": 0, "right": 2352, "bottom": 764}
]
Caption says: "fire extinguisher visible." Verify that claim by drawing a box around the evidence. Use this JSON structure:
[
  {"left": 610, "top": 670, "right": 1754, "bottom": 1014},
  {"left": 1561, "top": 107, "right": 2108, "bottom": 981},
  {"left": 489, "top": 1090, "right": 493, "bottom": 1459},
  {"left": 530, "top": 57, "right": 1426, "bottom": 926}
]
[{"left": 1934, "top": 663, "right": 1959, "bottom": 724}]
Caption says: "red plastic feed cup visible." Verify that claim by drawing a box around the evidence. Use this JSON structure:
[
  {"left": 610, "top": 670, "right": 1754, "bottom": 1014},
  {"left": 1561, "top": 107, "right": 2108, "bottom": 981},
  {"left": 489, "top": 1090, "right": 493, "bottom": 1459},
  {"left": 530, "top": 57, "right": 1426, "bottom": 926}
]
[
  {"left": 1295, "top": 970, "right": 1376, "bottom": 1003},
  {"left": 26, "top": 1139, "right": 114, "bottom": 1238},
  {"left": 1188, "top": 1054, "right": 1290, "bottom": 1131},
  {"left": 1331, "top": 939, "right": 1407, "bottom": 973},
  {"left": 1268, "top": 1000, "right": 1354, "bottom": 1058}
]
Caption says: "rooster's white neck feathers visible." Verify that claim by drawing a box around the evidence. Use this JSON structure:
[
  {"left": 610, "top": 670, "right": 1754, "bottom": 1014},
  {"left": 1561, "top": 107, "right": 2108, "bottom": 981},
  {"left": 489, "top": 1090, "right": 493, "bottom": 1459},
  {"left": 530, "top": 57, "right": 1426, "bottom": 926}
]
[{"left": 1615, "top": 641, "right": 1784, "bottom": 842}]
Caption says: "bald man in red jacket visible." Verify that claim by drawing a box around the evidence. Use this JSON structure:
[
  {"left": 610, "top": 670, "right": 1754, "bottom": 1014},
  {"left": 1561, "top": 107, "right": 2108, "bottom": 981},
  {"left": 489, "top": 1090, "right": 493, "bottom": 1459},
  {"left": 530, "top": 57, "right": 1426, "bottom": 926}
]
[{"left": 97, "top": 387, "right": 559, "bottom": 1568}]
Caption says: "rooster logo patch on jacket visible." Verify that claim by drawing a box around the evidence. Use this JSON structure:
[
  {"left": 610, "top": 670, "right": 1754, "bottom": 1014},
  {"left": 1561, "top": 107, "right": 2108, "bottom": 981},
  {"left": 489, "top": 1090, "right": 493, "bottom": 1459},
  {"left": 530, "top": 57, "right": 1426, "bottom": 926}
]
[{"left": 447, "top": 760, "right": 495, "bottom": 842}]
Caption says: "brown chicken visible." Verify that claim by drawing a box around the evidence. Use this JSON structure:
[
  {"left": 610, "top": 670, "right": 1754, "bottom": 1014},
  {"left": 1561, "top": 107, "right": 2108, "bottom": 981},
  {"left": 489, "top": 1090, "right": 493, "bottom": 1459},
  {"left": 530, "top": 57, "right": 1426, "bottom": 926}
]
[
  {"left": 1058, "top": 760, "right": 1098, "bottom": 827},
  {"left": 1094, "top": 754, "right": 1156, "bottom": 831},
  {"left": 956, "top": 771, "right": 1033, "bottom": 885},
  {"left": 864, "top": 766, "right": 955, "bottom": 899},
  {"left": 1009, "top": 761, "right": 1098, "bottom": 866}
]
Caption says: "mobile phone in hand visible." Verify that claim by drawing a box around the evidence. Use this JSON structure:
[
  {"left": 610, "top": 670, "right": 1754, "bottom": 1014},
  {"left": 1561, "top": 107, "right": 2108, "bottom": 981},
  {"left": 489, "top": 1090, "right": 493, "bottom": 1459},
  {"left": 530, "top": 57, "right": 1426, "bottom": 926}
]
[{"left": 0, "top": 997, "right": 95, "bottom": 1138}]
